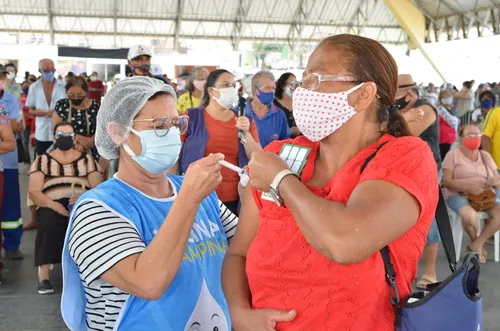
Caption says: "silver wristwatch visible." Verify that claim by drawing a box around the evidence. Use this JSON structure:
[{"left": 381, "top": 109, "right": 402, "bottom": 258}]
[{"left": 269, "top": 169, "right": 300, "bottom": 207}]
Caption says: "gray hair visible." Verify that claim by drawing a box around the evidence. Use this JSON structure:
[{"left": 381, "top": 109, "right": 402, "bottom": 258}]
[
  {"left": 252, "top": 71, "right": 275, "bottom": 90},
  {"left": 185, "top": 66, "right": 209, "bottom": 92},
  {"left": 38, "top": 58, "right": 55, "bottom": 70}
]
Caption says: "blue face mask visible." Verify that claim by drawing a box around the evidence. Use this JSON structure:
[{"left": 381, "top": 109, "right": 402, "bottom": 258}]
[
  {"left": 257, "top": 88, "right": 275, "bottom": 106},
  {"left": 481, "top": 100, "right": 494, "bottom": 109},
  {"left": 123, "top": 127, "right": 182, "bottom": 175},
  {"left": 42, "top": 71, "right": 55, "bottom": 81}
]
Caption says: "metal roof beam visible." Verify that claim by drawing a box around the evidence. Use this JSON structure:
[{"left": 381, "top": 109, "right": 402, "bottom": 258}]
[
  {"left": 230, "top": 0, "right": 253, "bottom": 50},
  {"left": 0, "top": 10, "right": 400, "bottom": 28},
  {"left": 46, "top": 0, "right": 54, "bottom": 45},
  {"left": 286, "top": 0, "right": 308, "bottom": 49},
  {"left": 174, "top": 0, "right": 184, "bottom": 50},
  {"left": 0, "top": 28, "right": 405, "bottom": 45}
]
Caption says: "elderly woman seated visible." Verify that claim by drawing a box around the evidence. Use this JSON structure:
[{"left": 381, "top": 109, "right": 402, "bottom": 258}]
[
  {"left": 442, "top": 123, "right": 500, "bottom": 263},
  {"left": 28, "top": 121, "right": 103, "bottom": 294}
]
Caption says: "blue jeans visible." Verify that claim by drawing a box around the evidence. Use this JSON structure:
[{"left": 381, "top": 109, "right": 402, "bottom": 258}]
[{"left": 427, "top": 168, "right": 443, "bottom": 245}]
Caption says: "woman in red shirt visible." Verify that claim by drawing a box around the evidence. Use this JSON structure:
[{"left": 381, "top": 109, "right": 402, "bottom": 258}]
[{"left": 222, "top": 34, "right": 439, "bottom": 331}]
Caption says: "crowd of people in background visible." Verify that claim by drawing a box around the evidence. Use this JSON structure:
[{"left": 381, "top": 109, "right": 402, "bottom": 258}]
[{"left": 0, "top": 36, "right": 499, "bottom": 330}]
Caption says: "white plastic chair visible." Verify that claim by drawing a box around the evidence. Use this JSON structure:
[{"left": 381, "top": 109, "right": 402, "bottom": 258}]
[{"left": 448, "top": 208, "right": 499, "bottom": 262}]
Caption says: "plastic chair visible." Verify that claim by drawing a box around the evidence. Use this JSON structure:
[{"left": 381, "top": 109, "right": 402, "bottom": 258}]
[{"left": 448, "top": 208, "right": 499, "bottom": 262}]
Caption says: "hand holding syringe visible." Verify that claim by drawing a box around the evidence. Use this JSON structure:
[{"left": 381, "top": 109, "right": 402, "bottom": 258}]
[{"left": 219, "top": 160, "right": 249, "bottom": 187}]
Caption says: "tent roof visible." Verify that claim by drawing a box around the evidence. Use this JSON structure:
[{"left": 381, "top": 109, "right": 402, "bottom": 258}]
[{"left": 0, "top": 0, "right": 498, "bottom": 48}]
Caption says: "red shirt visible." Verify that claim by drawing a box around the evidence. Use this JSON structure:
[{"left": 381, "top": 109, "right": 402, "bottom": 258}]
[
  {"left": 182, "top": 111, "right": 259, "bottom": 202},
  {"left": 247, "top": 134, "right": 438, "bottom": 331},
  {"left": 439, "top": 115, "right": 457, "bottom": 145},
  {"left": 87, "top": 80, "right": 105, "bottom": 102}
]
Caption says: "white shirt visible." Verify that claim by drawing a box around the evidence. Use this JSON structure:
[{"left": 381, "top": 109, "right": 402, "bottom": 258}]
[{"left": 25, "top": 79, "right": 66, "bottom": 142}]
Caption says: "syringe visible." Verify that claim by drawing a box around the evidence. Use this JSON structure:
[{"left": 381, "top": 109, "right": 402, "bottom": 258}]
[{"left": 219, "top": 160, "right": 249, "bottom": 187}]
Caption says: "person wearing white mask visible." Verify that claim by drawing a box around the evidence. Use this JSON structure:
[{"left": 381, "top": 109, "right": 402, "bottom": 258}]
[
  {"left": 222, "top": 34, "right": 439, "bottom": 330},
  {"left": 61, "top": 76, "right": 238, "bottom": 331},
  {"left": 4, "top": 63, "right": 22, "bottom": 99},
  {"left": 177, "top": 66, "right": 209, "bottom": 115},
  {"left": 178, "top": 69, "right": 261, "bottom": 215},
  {"left": 274, "top": 72, "right": 301, "bottom": 137},
  {"left": 438, "top": 89, "right": 459, "bottom": 161}
]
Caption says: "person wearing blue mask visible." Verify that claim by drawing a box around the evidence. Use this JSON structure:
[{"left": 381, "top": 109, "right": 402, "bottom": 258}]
[
  {"left": 26, "top": 58, "right": 66, "bottom": 156},
  {"left": 247, "top": 71, "right": 291, "bottom": 148},
  {"left": 62, "top": 76, "right": 236, "bottom": 331}
]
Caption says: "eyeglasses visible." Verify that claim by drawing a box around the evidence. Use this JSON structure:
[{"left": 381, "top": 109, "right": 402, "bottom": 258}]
[
  {"left": 291, "top": 73, "right": 359, "bottom": 91},
  {"left": 55, "top": 131, "right": 75, "bottom": 138},
  {"left": 133, "top": 115, "right": 189, "bottom": 137}
]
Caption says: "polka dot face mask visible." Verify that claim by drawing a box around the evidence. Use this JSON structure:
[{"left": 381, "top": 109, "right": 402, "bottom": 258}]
[{"left": 292, "top": 83, "right": 364, "bottom": 142}]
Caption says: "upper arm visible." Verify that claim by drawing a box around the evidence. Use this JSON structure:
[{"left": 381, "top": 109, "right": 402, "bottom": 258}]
[
  {"left": 345, "top": 180, "right": 421, "bottom": 253},
  {"left": 226, "top": 186, "right": 260, "bottom": 257},
  {"left": 26, "top": 85, "right": 36, "bottom": 107},
  {"left": 346, "top": 139, "right": 439, "bottom": 258},
  {"left": 69, "top": 201, "right": 146, "bottom": 290},
  {"left": 29, "top": 171, "right": 46, "bottom": 192},
  {"left": 408, "top": 105, "right": 436, "bottom": 137},
  {"left": 87, "top": 172, "right": 103, "bottom": 188}
]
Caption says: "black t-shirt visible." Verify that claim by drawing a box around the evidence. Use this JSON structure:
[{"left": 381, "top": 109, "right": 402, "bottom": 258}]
[
  {"left": 414, "top": 99, "right": 441, "bottom": 169},
  {"left": 273, "top": 99, "right": 295, "bottom": 128}
]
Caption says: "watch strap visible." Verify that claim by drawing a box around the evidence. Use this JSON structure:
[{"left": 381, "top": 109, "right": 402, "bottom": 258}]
[{"left": 270, "top": 169, "right": 300, "bottom": 191}]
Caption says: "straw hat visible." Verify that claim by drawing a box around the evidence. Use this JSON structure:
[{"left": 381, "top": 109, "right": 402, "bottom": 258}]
[{"left": 397, "top": 74, "right": 417, "bottom": 89}]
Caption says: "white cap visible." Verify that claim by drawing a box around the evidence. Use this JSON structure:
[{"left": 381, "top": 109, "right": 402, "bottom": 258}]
[
  {"left": 150, "top": 64, "right": 163, "bottom": 76},
  {"left": 128, "top": 44, "right": 152, "bottom": 61}
]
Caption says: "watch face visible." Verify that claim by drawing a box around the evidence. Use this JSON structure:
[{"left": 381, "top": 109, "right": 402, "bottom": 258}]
[{"left": 270, "top": 188, "right": 281, "bottom": 207}]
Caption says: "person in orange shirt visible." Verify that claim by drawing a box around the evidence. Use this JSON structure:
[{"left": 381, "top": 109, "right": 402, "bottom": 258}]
[{"left": 179, "top": 69, "right": 261, "bottom": 214}]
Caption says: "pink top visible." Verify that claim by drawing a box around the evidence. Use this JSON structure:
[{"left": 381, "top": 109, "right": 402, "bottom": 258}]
[{"left": 442, "top": 148, "right": 497, "bottom": 197}]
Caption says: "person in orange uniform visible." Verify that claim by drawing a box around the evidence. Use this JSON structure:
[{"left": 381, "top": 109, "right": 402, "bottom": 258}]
[
  {"left": 222, "top": 34, "right": 439, "bottom": 330},
  {"left": 179, "top": 69, "right": 261, "bottom": 215}
]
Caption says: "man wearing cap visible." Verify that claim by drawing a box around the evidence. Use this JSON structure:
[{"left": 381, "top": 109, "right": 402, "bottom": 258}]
[
  {"left": 395, "top": 73, "right": 442, "bottom": 291},
  {"left": 127, "top": 44, "right": 153, "bottom": 77},
  {"left": 0, "top": 64, "right": 25, "bottom": 260},
  {"left": 61, "top": 76, "right": 233, "bottom": 331}
]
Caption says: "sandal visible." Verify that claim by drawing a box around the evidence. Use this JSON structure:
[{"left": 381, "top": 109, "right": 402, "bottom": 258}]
[
  {"left": 466, "top": 246, "right": 487, "bottom": 264},
  {"left": 416, "top": 275, "right": 437, "bottom": 290}
]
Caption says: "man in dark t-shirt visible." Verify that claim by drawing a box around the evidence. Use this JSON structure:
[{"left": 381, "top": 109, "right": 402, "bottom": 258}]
[{"left": 395, "top": 74, "right": 442, "bottom": 291}]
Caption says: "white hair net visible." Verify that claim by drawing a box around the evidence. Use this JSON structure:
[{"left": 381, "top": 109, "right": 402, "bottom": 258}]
[{"left": 95, "top": 76, "right": 177, "bottom": 160}]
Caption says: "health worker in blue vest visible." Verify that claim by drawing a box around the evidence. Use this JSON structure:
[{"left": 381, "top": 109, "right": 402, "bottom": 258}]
[
  {"left": 179, "top": 69, "right": 261, "bottom": 215},
  {"left": 246, "top": 71, "right": 291, "bottom": 148},
  {"left": 61, "top": 76, "right": 234, "bottom": 331}
]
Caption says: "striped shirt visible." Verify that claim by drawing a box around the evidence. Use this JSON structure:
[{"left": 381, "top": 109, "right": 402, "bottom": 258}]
[{"left": 69, "top": 195, "right": 238, "bottom": 331}]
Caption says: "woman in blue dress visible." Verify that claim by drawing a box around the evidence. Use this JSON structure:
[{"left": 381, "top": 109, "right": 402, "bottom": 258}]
[{"left": 61, "top": 76, "right": 236, "bottom": 331}]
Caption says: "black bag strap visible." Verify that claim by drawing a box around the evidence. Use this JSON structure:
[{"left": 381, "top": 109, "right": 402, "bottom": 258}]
[{"left": 360, "top": 140, "right": 458, "bottom": 327}]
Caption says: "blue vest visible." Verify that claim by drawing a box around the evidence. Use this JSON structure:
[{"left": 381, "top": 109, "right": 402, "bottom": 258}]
[
  {"left": 61, "top": 175, "right": 231, "bottom": 331},
  {"left": 179, "top": 107, "right": 251, "bottom": 174}
]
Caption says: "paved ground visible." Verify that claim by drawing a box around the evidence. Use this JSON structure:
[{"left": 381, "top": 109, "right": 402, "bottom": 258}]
[{"left": 0, "top": 168, "right": 499, "bottom": 330}]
